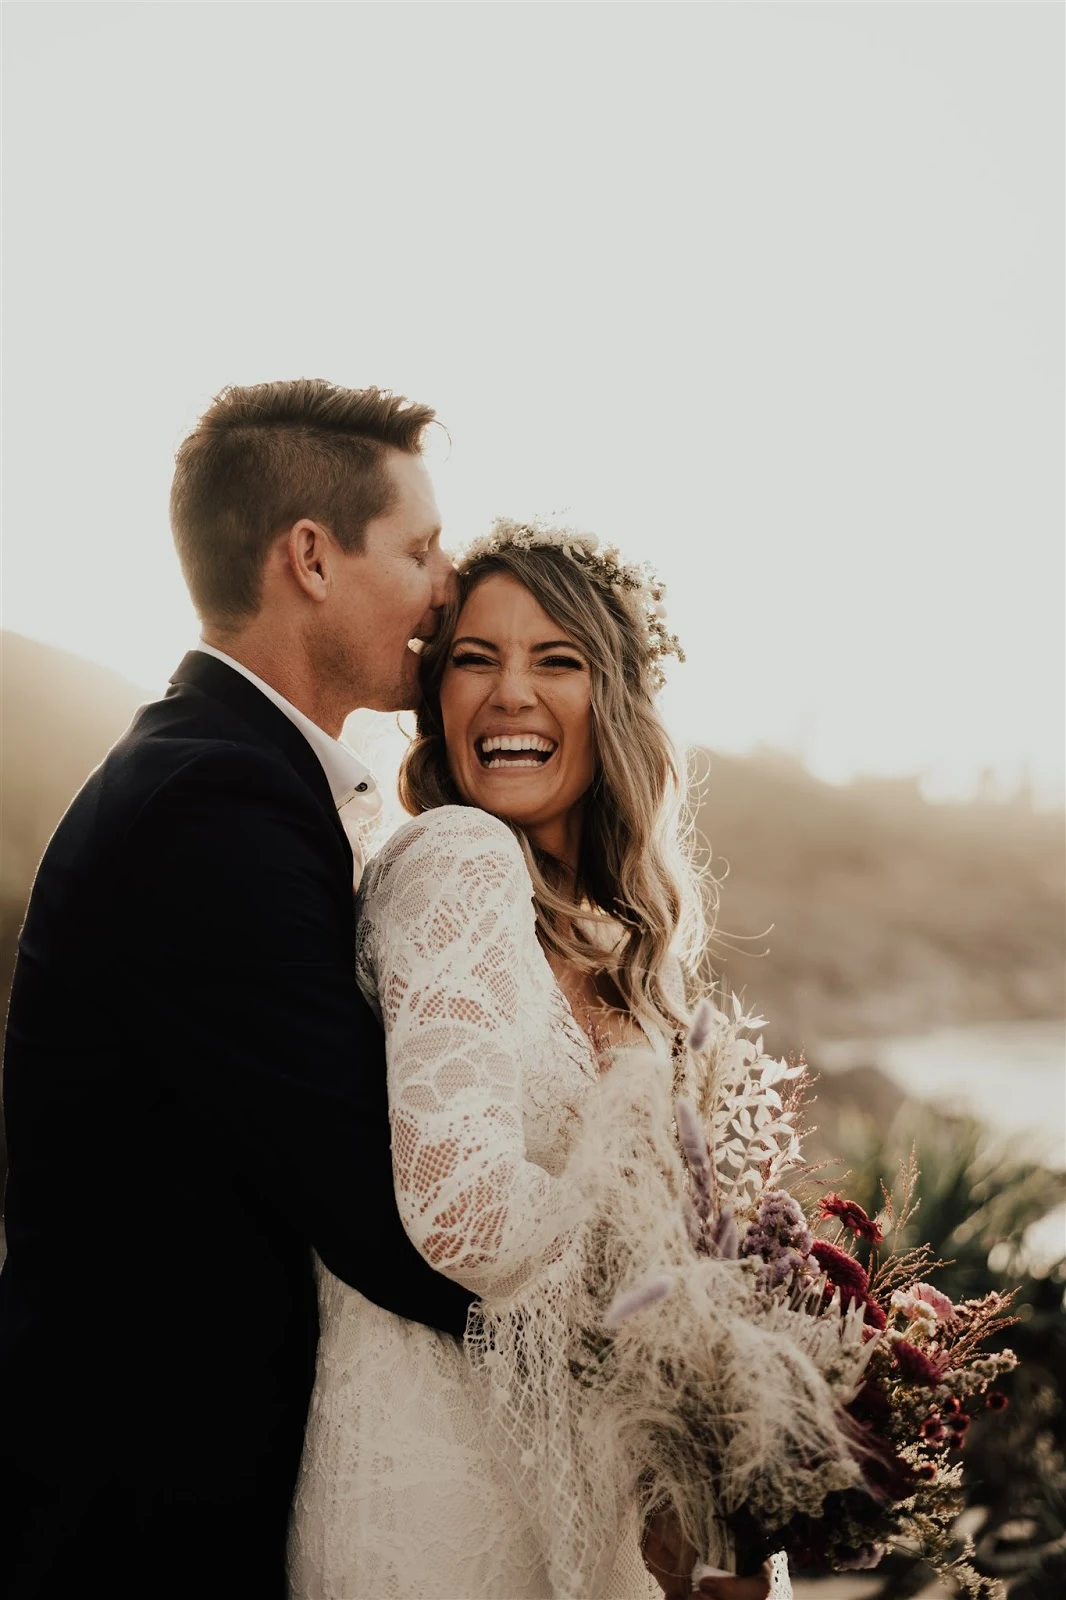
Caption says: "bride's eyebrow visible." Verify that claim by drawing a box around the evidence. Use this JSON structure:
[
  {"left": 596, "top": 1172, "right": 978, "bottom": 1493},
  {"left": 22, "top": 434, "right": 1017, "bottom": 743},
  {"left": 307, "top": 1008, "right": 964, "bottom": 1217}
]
[
  {"left": 531, "top": 641, "right": 581, "bottom": 653},
  {"left": 452, "top": 636, "right": 498, "bottom": 650}
]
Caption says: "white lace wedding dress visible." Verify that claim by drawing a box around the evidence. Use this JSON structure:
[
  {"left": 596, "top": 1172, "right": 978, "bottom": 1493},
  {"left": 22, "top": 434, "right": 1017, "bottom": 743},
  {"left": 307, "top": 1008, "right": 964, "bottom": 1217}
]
[{"left": 288, "top": 805, "right": 790, "bottom": 1599}]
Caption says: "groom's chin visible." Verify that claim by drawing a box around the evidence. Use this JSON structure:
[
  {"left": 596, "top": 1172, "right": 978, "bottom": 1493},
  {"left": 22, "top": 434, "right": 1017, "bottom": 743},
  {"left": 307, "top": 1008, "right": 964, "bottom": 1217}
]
[{"left": 374, "top": 675, "right": 423, "bottom": 716}]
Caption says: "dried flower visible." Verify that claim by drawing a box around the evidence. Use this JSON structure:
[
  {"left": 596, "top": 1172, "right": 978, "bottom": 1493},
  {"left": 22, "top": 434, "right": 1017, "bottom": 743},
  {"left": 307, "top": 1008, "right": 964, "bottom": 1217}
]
[
  {"left": 985, "top": 1391, "right": 1009, "bottom": 1411},
  {"left": 892, "top": 1281, "right": 956, "bottom": 1324},
  {"left": 837, "top": 1543, "right": 888, "bottom": 1570},
  {"left": 741, "top": 1189, "right": 814, "bottom": 1272},
  {"left": 893, "top": 1339, "right": 945, "bottom": 1388},
  {"left": 603, "top": 1273, "right": 673, "bottom": 1331},
  {"left": 819, "top": 1194, "right": 885, "bottom": 1245},
  {"left": 861, "top": 1297, "right": 887, "bottom": 1330},
  {"left": 675, "top": 1095, "right": 714, "bottom": 1223},
  {"left": 809, "top": 1239, "right": 870, "bottom": 1309},
  {"left": 459, "top": 517, "right": 684, "bottom": 690},
  {"left": 710, "top": 1207, "right": 739, "bottom": 1261},
  {"left": 687, "top": 997, "right": 715, "bottom": 1055}
]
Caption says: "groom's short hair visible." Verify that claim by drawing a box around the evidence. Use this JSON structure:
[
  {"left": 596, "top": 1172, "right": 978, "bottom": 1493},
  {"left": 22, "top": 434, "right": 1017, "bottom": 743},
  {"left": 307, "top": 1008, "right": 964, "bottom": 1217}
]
[{"left": 170, "top": 378, "right": 436, "bottom": 626}]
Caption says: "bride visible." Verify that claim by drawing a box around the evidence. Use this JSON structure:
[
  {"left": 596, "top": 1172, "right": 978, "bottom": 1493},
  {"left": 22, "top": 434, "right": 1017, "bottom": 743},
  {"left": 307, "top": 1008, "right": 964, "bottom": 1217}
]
[{"left": 288, "top": 521, "right": 785, "bottom": 1600}]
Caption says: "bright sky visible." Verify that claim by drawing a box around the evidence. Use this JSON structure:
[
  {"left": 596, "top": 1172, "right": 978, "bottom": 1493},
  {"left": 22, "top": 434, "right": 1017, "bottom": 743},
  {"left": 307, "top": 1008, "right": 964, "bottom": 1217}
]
[{"left": 3, "top": 2, "right": 1063, "bottom": 803}]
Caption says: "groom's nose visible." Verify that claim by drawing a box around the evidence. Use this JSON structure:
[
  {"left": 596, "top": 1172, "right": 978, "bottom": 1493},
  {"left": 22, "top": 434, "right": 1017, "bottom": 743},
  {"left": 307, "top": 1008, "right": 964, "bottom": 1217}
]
[{"left": 430, "top": 547, "right": 458, "bottom": 610}]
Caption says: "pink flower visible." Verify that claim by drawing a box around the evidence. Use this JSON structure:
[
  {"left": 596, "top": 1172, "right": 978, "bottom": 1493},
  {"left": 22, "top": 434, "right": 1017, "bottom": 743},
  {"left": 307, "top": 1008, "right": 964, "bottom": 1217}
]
[
  {"left": 893, "top": 1338, "right": 945, "bottom": 1388},
  {"left": 912, "top": 1282, "right": 955, "bottom": 1322},
  {"left": 894, "top": 1281, "right": 955, "bottom": 1324},
  {"left": 819, "top": 1193, "right": 885, "bottom": 1245}
]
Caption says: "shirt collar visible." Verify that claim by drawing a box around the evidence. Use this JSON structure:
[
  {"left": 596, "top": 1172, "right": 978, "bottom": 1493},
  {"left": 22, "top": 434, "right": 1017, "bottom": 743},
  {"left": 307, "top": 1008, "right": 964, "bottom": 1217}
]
[{"left": 195, "top": 643, "right": 379, "bottom": 812}]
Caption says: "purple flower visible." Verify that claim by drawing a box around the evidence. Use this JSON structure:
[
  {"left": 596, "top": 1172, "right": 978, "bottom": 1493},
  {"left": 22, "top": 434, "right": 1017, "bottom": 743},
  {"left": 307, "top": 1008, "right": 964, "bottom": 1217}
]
[
  {"left": 687, "top": 998, "right": 715, "bottom": 1054},
  {"left": 675, "top": 1096, "right": 714, "bottom": 1222},
  {"left": 604, "top": 1274, "right": 673, "bottom": 1331},
  {"left": 741, "top": 1189, "right": 813, "bottom": 1264}
]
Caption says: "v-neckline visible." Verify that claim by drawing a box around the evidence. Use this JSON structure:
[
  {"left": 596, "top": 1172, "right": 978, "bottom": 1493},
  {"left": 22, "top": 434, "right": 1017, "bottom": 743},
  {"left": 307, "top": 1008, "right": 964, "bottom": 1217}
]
[{"left": 540, "top": 946, "right": 666, "bottom": 1078}]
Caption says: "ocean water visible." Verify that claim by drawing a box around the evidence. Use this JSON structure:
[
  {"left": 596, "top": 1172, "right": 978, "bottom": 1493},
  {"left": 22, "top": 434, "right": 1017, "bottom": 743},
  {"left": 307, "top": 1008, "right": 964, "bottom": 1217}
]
[
  {"left": 819, "top": 1019, "right": 1065, "bottom": 1168},
  {"left": 820, "top": 1018, "right": 1066, "bottom": 1271}
]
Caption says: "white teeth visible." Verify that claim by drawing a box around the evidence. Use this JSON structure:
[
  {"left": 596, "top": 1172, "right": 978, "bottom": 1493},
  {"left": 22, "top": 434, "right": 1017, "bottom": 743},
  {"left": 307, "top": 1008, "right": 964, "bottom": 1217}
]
[
  {"left": 485, "top": 758, "right": 544, "bottom": 769},
  {"left": 407, "top": 637, "right": 426, "bottom": 656},
  {"left": 478, "top": 734, "right": 556, "bottom": 754}
]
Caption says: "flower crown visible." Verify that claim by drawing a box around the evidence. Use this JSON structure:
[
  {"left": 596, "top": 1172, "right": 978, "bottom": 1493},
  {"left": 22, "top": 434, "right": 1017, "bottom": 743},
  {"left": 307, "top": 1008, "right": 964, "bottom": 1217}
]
[{"left": 457, "top": 516, "right": 685, "bottom": 691}]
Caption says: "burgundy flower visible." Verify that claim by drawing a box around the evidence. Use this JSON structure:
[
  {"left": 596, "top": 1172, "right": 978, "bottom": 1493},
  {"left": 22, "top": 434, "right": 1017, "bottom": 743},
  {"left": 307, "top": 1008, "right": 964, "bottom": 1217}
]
[
  {"left": 893, "top": 1338, "right": 945, "bottom": 1388},
  {"left": 915, "top": 1462, "right": 938, "bottom": 1481},
  {"left": 856, "top": 1430, "right": 922, "bottom": 1500},
  {"left": 819, "top": 1193, "right": 885, "bottom": 1245},
  {"left": 920, "top": 1416, "right": 946, "bottom": 1443},
  {"left": 942, "top": 1394, "right": 961, "bottom": 1415},
  {"left": 947, "top": 1411, "right": 970, "bottom": 1435},
  {"left": 985, "top": 1390, "right": 1009, "bottom": 1411},
  {"left": 849, "top": 1378, "right": 892, "bottom": 1429},
  {"left": 810, "top": 1239, "right": 870, "bottom": 1309},
  {"left": 837, "top": 1545, "right": 886, "bottom": 1571}
]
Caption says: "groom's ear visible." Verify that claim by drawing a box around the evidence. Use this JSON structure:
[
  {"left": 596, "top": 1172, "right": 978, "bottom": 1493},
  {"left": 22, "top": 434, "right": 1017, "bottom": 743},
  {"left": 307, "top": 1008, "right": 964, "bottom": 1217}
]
[{"left": 285, "top": 519, "right": 335, "bottom": 602}]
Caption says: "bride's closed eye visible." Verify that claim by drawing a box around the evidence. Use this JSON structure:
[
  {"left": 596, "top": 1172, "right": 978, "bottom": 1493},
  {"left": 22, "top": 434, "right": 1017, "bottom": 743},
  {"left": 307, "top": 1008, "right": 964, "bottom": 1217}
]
[
  {"left": 451, "top": 651, "right": 496, "bottom": 668},
  {"left": 450, "top": 652, "right": 586, "bottom": 670}
]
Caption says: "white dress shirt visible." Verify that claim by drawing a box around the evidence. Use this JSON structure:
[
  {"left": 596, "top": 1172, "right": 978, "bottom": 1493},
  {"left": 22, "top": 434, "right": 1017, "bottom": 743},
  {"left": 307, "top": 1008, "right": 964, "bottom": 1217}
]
[{"left": 195, "top": 643, "right": 382, "bottom": 882}]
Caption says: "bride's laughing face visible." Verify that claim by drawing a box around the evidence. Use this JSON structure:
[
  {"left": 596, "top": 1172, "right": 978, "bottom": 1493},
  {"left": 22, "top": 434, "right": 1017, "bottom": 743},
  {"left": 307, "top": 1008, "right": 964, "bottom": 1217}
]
[{"left": 440, "top": 572, "right": 597, "bottom": 857}]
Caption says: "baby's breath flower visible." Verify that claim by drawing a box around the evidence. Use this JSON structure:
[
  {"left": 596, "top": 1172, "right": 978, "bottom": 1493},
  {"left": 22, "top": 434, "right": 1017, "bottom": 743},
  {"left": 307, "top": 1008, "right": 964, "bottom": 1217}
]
[{"left": 458, "top": 517, "right": 684, "bottom": 691}]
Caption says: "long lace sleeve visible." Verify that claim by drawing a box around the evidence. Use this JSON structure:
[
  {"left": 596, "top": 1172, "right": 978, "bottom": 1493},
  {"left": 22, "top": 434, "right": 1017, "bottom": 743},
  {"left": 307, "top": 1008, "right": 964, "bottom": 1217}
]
[{"left": 362, "top": 806, "right": 583, "bottom": 1301}]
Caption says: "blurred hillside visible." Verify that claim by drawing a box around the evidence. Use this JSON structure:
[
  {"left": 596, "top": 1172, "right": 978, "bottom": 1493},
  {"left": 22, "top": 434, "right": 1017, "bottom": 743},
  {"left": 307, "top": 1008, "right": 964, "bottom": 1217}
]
[
  {"left": 3, "top": 633, "right": 1063, "bottom": 1059},
  {"left": 1, "top": 631, "right": 149, "bottom": 1009},
  {"left": 689, "top": 747, "right": 1065, "bottom": 1057}
]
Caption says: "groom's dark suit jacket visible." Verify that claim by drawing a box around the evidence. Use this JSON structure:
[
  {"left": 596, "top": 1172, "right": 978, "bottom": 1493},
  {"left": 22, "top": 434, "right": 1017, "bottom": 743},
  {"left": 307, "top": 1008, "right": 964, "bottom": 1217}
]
[{"left": 0, "top": 650, "right": 473, "bottom": 1599}]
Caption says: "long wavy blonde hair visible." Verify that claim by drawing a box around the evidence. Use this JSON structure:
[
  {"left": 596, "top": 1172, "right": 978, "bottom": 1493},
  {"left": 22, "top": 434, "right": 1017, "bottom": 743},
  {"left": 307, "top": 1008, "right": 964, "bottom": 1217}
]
[{"left": 398, "top": 544, "right": 707, "bottom": 1038}]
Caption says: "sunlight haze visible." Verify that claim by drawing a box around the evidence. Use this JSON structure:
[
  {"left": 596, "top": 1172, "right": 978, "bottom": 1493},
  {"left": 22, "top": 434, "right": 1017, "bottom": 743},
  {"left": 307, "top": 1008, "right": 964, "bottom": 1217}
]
[{"left": 3, "top": 2, "right": 1062, "bottom": 803}]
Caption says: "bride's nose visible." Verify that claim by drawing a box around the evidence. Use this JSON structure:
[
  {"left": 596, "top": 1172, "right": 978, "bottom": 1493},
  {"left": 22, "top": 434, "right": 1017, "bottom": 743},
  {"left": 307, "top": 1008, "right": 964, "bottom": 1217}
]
[{"left": 490, "top": 667, "right": 537, "bottom": 715}]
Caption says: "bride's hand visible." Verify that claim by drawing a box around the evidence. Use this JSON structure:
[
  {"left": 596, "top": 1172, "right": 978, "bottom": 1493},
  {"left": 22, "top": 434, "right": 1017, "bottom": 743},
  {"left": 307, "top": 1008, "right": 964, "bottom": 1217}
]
[
  {"left": 641, "top": 1511, "right": 771, "bottom": 1600},
  {"left": 695, "top": 1570, "right": 772, "bottom": 1600}
]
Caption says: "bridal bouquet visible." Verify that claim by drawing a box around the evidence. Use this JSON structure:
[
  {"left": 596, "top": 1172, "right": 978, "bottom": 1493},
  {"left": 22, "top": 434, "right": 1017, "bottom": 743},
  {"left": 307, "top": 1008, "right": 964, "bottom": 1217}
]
[{"left": 468, "top": 995, "right": 1018, "bottom": 1600}]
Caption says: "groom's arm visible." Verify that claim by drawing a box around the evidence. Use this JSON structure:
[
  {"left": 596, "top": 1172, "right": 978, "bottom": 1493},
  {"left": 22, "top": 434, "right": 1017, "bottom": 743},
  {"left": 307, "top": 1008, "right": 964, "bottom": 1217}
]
[{"left": 117, "top": 745, "right": 474, "bottom": 1338}]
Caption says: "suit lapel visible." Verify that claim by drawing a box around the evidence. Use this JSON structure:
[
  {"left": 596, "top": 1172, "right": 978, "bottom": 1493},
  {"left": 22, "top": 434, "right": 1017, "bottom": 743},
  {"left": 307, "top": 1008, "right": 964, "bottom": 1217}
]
[{"left": 167, "top": 651, "right": 352, "bottom": 858}]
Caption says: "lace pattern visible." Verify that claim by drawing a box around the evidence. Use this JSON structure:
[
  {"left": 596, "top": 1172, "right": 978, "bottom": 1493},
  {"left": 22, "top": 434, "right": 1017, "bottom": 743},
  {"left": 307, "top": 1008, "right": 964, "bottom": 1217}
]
[{"left": 288, "top": 805, "right": 791, "bottom": 1598}]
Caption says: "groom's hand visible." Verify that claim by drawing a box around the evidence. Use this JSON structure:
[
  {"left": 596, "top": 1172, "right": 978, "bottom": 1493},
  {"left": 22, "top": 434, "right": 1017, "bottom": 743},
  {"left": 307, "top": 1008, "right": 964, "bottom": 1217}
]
[{"left": 641, "top": 1510, "right": 771, "bottom": 1600}]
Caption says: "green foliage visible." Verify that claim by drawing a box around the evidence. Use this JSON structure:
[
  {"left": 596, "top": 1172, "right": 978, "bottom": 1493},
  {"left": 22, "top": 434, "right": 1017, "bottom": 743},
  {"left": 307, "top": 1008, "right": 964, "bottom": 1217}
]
[{"left": 814, "top": 1103, "right": 1066, "bottom": 1596}]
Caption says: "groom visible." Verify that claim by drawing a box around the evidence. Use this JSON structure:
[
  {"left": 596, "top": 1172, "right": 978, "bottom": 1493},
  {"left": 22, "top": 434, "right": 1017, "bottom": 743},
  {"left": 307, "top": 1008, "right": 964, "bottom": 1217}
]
[{"left": 0, "top": 379, "right": 768, "bottom": 1600}]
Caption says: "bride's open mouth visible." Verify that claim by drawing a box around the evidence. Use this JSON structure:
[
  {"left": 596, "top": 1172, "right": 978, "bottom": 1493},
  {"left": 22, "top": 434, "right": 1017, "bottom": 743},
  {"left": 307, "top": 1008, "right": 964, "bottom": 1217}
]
[{"left": 475, "top": 735, "right": 558, "bottom": 772}]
